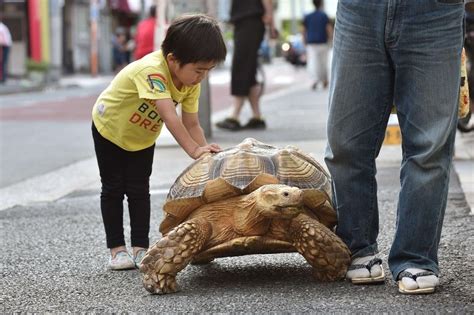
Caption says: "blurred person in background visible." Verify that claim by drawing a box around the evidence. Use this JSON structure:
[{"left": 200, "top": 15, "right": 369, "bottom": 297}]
[
  {"left": 134, "top": 5, "right": 157, "bottom": 60},
  {"left": 112, "top": 27, "right": 129, "bottom": 73},
  {"left": 302, "top": 0, "right": 332, "bottom": 90},
  {"left": 0, "top": 13, "right": 12, "bottom": 84},
  {"left": 216, "top": 0, "right": 276, "bottom": 131}
]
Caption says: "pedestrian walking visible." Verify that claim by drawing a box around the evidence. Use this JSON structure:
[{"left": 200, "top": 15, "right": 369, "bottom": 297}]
[
  {"left": 325, "top": 0, "right": 464, "bottom": 294},
  {"left": 91, "top": 14, "right": 226, "bottom": 270},
  {"left": 0, "top": 13, "right": 12, "bottom": 84},
  {"left": 302, "top": 0, "right": 332, "bottom": 90},
  {"left": 216, "top": 0, "right": 276, "bottom": 131},
  {"left": 134, "top": 5, "right": 157, "bottom": 60},
  {"left": 112, "top": 27, "right": 129, "bottom": 73}
]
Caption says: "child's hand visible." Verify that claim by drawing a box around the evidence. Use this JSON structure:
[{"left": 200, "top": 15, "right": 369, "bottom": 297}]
[
  {"left": 207, "top": 143, "right": 222, "bottom": 153},
  {"left": 191, "top": 144, "right": 222, "bottom": 159}
]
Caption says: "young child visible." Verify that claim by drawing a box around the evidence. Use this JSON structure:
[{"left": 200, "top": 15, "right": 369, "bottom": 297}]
[{"left": 91, "top": 14, "right": 227, "bottom": 270}]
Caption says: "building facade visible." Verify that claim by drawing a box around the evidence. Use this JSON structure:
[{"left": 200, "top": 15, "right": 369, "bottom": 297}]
[{"left": 1, "top": 0, "right": 235, "bottom": 81}]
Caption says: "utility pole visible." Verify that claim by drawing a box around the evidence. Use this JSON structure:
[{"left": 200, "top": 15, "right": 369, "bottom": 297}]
[
  {"left": 154, "top": 0, "right": 167, "bottom": 51},
  {"left": 290, "top": 0, "right": 297, "bottom": 35},
  {"left": 198, "top": 0, "right": 212, "bottom": 138},
  {"left": 49, "top": 0, "right": 62, "bottom": 82},
  {"left": 140, "top": 0, "right": 146, "bottom": 20},
  {"left": 198, "top": 76, "right": 212, "bottom": 137},
  {"left": 90, "top": 0, "right": 99, "bottom": 76},
  {"left": 155, "top": 0, "right": 214, "bottom": 137}
]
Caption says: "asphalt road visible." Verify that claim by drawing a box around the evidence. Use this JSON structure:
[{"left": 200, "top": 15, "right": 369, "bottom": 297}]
[{"left": 1, "top": 166, "right": 472, "bottom": 313}]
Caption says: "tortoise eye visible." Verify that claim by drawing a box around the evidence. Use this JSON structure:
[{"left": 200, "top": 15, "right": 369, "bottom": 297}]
[{"left": 283, "top": 191, "right": 289, "bottom": 197}]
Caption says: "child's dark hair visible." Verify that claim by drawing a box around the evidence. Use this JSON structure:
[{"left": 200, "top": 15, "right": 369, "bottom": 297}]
[{"left": 161, "top": 14, "right": 227, "bottom": 65}]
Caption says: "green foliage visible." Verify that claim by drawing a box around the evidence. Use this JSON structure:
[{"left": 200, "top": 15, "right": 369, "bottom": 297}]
[
  {"left": 223, "top": 30, "right": 233, "bottom": 41},
  {"left": 26, "top": 59, "right": 50, "bottom": 72},
  {"left": 280, "top": 19, "right": 304, "bottom": 40}
]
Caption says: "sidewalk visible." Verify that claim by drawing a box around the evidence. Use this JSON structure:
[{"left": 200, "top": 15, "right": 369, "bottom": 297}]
[
  {"left": 0, "top": 77, "right": 46, "bottom": 95},
  {"left": 0, "top": 74, "right": 114, "bottom": 95}
]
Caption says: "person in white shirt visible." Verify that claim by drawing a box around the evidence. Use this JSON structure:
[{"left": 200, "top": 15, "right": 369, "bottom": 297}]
[{"left": 0, "top": 14, "right": 13, "bottom": 83}]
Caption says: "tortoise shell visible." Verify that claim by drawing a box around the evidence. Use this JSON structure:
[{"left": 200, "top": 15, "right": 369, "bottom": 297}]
[{"left": 160, "top": 138, "right": 335, "bottom": 234}]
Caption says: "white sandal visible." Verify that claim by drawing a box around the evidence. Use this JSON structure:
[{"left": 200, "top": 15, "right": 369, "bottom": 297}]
[
  {"left": 398, "top": 270, "right": 438, "bottom": 294},
  {"left": 347, "top": 257, "right": 385, "bottom": 284}
]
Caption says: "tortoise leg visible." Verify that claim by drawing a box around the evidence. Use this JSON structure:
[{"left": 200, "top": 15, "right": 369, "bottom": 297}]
[
  {"left": 289, "top": 213, "right": 351, "bottom": 281},
  {"left": 139, "top": 218, "right": 211, "bottom": 294}
]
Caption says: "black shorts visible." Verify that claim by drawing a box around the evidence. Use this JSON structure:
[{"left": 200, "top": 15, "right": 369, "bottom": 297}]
[{"left": 231, "top": 17, "right": 265, "bottom": 96}]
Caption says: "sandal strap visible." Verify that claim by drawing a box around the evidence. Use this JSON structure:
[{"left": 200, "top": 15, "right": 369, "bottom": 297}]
[
  {"left": 398, "top": 270, "right": 435, "bottom": 280},
  {"left": 348, "top": 257, "right": 382, "bottom": 271}
]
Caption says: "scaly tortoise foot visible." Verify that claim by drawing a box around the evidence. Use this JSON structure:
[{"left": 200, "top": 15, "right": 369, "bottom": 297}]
[{"left": 140, "top": 218, "right": 211, "bottom": 294}]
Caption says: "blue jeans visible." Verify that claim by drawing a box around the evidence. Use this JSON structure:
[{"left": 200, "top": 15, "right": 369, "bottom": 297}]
[{"left": 325, "top": 0, "right": 464, "bottom": 280}]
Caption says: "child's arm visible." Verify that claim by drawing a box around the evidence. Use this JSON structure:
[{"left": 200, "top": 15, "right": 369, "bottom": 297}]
[
  {"left": 182, "top": 111, "right": 221, "bottom": 153},
  {"left": 181, "top": 111, "right": 207, "bottom": 146},
  {"left": 154, "top": 99, "right": 220, "bottom": 159}
]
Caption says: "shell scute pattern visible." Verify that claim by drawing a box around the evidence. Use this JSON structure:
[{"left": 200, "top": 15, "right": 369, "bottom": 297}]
[{"left": 160, "top": 138, "right": 334, "bottom": 234}]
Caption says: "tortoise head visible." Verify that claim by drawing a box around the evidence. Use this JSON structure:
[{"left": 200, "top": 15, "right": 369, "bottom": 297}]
[{"left": 254, "top": 184, "right": 304, "bottom": 219}]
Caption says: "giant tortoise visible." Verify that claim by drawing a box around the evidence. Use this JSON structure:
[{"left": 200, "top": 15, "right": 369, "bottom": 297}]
[{"left": 140, "top": 138, "right": 350, "bottom": 294}]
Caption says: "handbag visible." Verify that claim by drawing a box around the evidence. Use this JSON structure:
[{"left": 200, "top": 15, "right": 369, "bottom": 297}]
[{"left": 459, "top": 48, "right": 470, "bottom": 118}]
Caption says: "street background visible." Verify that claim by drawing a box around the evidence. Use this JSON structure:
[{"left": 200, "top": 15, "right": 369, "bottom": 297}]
[{"left": 1, "top": 58, "right": 473, "bottom": 312}]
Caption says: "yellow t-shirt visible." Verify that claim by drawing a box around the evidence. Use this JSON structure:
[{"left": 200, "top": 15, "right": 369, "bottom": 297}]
[{"left": 92, "top": 50, "right": 200, "bottom": 151}]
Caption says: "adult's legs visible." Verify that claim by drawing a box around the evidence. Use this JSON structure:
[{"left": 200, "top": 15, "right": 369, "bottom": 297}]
[
  {"left": 248, "top": 84, "right": 263, "bottom": 118},
  {"left": 229, "top": 18, "right": 265, "bottom": 121},
  {"left": 230, "top": 88, "right": 262, "bottom": 119},
  {"left": 387, "top": 0, "right": 464, "bottom": 280},
  {"left": 325, "top": 0, "right": 394, "bottom": 259},
  {"left": 315, "top": 44, "right": 329, "bottom": 88},
  {"left": 230, "top": 96, "right": 245, "bottom": 119},
  {"left": 306, "top": 44, "right": 318, "bottom": 88}
]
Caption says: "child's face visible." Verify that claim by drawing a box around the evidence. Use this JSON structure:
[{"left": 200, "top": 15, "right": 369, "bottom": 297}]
[{"left": 170, "top": 59, "right": 216, "bottom": 87}]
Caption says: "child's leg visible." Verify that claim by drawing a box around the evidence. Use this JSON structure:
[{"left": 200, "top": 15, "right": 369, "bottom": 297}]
[
  {"left": 92, "top": 123, "right": 127, "bottom": 249},
  {"left": 124, "top": 143, "right": 155, "bottom": 251}
]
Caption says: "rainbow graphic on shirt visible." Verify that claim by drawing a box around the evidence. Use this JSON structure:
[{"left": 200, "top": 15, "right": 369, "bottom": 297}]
[{"left": 147, "top": 73, "right": 167, "bottom": 92}]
